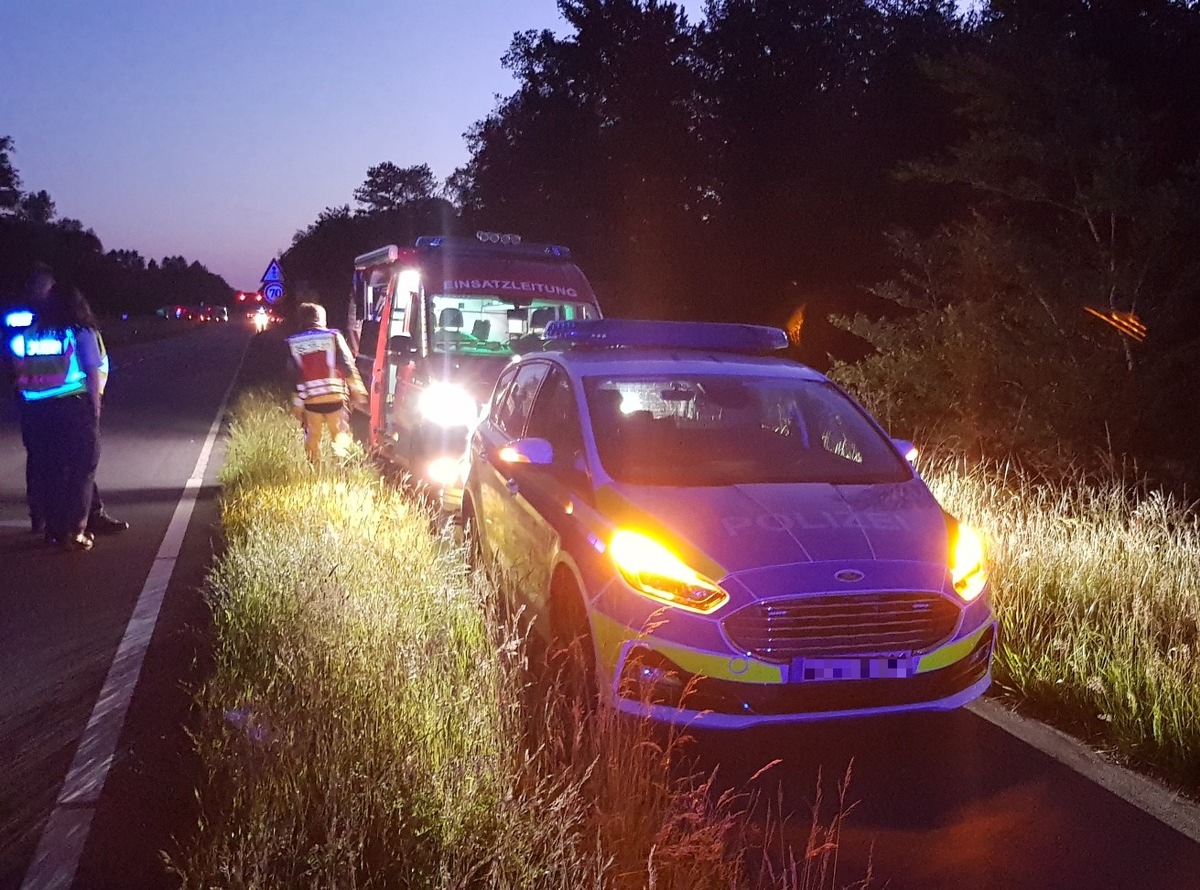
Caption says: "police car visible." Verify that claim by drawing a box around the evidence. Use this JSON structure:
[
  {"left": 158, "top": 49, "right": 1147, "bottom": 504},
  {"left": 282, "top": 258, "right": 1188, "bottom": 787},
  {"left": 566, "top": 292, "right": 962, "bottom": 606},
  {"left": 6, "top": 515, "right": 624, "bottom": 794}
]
[{"left": 462, "top": 319, "right": 996, "bottom": 727}]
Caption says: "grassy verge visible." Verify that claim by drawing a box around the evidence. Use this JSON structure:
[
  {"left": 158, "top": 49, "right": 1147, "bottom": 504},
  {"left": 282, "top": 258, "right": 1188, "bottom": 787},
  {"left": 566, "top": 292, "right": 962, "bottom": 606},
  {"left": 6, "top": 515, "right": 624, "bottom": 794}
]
[
  {"left": 171, "top": 390, "right": 866, "bottom": 889},
  {"left": 924, "top": 457, "right": 1200, "bottom": 792}
]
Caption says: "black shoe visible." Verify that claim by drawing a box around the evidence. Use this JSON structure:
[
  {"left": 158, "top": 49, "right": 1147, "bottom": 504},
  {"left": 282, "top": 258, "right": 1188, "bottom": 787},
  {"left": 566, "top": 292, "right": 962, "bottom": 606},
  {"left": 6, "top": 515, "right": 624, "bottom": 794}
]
[
  {"left": 59, "top": 532, "right": 94, "bottom": 552},
  {"left": 88, "top": 513, "right": 129, "bottom": 535}
]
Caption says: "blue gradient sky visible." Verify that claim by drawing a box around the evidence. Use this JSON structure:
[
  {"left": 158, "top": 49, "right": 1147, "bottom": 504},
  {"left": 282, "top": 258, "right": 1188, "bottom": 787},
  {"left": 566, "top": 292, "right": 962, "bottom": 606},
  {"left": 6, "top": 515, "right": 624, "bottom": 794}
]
[{"left": 1, "top": 1, "right": 703, "bottom": 290}]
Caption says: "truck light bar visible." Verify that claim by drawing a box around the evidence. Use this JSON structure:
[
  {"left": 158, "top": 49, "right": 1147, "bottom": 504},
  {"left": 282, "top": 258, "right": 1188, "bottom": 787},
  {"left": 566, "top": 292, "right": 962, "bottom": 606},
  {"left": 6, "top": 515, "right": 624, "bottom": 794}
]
[
  {"left": 413, "top": 235, "right": 572, "bottom": 259},
  {"left": 542, "top": 319, "right": 789, "bottom": 353}
]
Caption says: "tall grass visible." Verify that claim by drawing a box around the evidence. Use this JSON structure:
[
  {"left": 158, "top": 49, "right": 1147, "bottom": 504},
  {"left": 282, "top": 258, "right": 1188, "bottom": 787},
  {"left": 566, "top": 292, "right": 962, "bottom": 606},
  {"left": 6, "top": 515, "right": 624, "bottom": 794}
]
[
  {"left": 172, "top": 391, "right": 866, "bottom": 889},
  {"left": 924, "top": 456, "right": 1200, "bottom": 791}
]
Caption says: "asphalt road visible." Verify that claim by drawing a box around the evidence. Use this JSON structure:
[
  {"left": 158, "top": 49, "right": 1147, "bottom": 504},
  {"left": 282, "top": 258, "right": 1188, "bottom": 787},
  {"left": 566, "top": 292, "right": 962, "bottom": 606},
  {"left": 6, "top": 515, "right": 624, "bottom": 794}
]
[
  {"left": 2, "top": 322, "right": 1198, "bottom": 889},
  {"left": 0, "top": 323, "right": 277, "bottom": 889}
]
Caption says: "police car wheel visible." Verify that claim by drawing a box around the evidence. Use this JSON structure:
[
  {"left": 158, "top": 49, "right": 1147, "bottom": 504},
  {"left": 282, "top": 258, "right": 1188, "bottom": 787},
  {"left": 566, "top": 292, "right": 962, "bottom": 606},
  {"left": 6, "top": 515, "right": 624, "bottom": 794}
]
[
  {"left": 461, "top": 503, "right": 482, "bottom": 574},
  {"left": 546, "top": 573, "right": 597, "bottom": 709}
]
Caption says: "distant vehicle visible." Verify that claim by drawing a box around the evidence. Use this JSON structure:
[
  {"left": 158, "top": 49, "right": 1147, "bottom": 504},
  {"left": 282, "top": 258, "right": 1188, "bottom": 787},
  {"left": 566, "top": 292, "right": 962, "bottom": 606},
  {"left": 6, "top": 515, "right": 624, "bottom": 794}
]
[
  {"left": 158, "top": 305, "right": 202, "bottom": 320},
  {"left": 201, "top": 305, "right": 229, "bottom": 322},
  {"left": 462, "top": 319, "right": 996, "bottom": 727},
  {"left": 250, "top": 306, "right": 273, "bottom": 332},
  {"left": 353, "top": 232, "right": 602, "bottom": 511}
]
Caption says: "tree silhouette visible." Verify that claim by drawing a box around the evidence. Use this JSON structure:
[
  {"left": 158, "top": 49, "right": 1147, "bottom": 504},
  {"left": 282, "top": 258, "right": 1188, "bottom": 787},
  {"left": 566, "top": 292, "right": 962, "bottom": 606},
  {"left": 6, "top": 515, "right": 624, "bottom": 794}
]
[{"left": 353, "top": 162, "right": 438, "bottom": 213}]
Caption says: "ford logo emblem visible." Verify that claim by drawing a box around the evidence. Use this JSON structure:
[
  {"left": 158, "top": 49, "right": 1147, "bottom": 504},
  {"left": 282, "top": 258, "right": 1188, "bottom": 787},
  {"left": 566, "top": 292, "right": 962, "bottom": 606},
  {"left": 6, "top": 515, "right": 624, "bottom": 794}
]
[{"left": 835, "top": 569, "right": 864, "bottom": 583}]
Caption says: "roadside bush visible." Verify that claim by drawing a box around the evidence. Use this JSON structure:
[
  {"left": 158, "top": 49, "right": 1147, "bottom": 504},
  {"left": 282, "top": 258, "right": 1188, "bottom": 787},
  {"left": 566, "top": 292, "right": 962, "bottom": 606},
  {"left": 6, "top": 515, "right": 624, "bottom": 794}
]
[{"left": 828, "top": 222, "right": 1131, "bottom": 473}]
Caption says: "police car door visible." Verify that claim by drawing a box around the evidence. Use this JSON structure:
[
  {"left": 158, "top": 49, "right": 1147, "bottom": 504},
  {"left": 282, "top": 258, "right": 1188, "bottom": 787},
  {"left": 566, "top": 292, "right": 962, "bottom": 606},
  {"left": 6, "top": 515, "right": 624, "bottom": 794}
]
[
  {"left": 475, "top": 360, "right": 551, "bottom": 582},
  {"left": 516, "top": 363, "right": 588, "bottom": 608}
]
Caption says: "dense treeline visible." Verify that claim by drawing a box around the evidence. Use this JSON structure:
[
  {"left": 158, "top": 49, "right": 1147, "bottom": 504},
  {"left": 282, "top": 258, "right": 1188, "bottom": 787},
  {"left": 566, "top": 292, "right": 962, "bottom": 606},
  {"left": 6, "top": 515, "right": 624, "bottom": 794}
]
[
  {"left": 286, "top": 0, "right": 1200, "bottom": 485},
  {"left": 0, "top": 136, "right": 231, "bottom": 316}
]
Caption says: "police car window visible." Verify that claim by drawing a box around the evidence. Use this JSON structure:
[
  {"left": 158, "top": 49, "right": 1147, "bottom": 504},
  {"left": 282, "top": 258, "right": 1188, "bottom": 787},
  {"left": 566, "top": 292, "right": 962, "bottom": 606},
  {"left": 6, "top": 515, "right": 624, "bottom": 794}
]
[
  {"left": 493, "top": 362, "right": 550, "bottom": 438},
  {"left": 525, "top": 366, "right": 583, "bottom": 457},
  {"left": 489, "top": 364, "right": 520, "bottom": 419},
  {"left": 584, "top": 375, "right": 908, "bottom": 486}
]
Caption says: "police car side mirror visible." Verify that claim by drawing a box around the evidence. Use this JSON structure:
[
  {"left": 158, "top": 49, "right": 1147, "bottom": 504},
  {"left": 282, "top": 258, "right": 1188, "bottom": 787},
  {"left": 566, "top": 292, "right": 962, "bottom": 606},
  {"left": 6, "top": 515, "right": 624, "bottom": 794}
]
[
  {"left": 892, "top": 438, "right": 919, "bottom": 465},
  {"left": 498, "top": 437, "right": 554, "bottom": 466}
]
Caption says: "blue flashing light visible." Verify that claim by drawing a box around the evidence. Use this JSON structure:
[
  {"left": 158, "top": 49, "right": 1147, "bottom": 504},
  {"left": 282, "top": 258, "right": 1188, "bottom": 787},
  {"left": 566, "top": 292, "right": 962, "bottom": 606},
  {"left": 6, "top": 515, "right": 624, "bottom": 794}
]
[
  {"left": 542, "top": 319, "right": 790, "bottom": 354},
  {"left": 4, "top": 310, "right": 34, "bottom": 329},
  {"left": 9, "top": 334, "right": 24, "bottom": 357}
]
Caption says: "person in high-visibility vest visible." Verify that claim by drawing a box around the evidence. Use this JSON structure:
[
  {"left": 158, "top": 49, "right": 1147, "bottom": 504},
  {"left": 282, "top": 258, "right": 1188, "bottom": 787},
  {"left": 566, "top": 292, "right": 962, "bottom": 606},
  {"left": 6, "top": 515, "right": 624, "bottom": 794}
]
[
  {"left": 286, "top": 302, "right": 367, "bottom": 463},
  {"left": 4, "top": 263, "right": 126, "bottom": 543},
  {"left": 11, "top": 280, "right": 116, "bottom": 550}
]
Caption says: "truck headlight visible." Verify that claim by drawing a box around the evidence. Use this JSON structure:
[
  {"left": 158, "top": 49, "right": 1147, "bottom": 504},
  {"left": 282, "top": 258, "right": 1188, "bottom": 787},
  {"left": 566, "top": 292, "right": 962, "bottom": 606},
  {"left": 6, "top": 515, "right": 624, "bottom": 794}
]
[
  {"left": 418, "top": 383, "right": 479, "bottom": 428},
  {"left": 948, "top": 519, "right": 987, "bottom": 603},
  {"left": 609, "top": 530, "right": 729, "bottom": 614}
]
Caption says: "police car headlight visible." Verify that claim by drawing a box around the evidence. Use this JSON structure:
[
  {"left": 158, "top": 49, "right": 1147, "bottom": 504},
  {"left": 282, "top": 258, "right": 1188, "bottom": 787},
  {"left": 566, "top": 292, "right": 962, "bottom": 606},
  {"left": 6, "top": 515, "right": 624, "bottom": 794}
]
[
  {"left": 609, "top": 530, "right": 729, "bottom": 614},
  {"left": 418, "top": 383, "right": 479, "bottom": 428},
  {"left": 948, "top": 519, "right": 987, "bottom": 603}
]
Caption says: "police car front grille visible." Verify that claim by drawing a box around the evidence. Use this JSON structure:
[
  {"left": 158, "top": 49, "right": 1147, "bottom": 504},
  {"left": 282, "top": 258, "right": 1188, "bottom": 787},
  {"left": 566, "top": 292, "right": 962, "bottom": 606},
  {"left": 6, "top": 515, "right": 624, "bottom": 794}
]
[{"left": 721, "top": 592, "right": 960, "bottom": 662}]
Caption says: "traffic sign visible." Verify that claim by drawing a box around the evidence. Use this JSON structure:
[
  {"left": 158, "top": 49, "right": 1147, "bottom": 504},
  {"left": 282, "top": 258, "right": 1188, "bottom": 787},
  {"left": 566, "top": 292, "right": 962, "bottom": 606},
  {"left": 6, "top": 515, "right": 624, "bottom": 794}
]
[
  {"left": 264, "top": 282, "right": 284, "bottom": 304},
  {"left": 260, "top": 259, "right": 284, "bottom": 284}
]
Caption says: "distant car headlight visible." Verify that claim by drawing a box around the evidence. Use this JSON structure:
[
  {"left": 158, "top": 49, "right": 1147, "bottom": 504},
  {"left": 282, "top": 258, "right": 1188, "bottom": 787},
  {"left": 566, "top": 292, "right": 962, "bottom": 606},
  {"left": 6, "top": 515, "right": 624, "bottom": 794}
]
[
  {"left": 418, "top": 383, "right": 479, "bottom": 428},
  {"left": 948, "top": 519, "right": 987, "bottom": 602},
  {"left": 609, "top": 530, "right": 729, "bottom": 614}
]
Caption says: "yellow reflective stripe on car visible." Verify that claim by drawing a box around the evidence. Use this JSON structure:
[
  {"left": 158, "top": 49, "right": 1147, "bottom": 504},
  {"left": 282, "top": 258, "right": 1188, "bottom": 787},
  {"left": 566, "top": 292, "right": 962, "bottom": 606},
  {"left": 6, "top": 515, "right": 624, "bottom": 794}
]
[
  {"left": 915, "top": 621, "right": 993, "bottom": 673},
  {"left": 590, "top": 610, "right": 783, "bottom": 684}
]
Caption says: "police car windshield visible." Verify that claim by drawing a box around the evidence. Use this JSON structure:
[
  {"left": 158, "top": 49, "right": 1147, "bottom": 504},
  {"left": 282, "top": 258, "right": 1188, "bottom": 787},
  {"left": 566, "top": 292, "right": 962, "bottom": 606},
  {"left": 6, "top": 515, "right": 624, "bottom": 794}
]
[
  {"left": 584, "top": 375, "right": 910, "bottom": 486},
  {"left": 429, "top": 294, "right": 599, "bottom": 356}
]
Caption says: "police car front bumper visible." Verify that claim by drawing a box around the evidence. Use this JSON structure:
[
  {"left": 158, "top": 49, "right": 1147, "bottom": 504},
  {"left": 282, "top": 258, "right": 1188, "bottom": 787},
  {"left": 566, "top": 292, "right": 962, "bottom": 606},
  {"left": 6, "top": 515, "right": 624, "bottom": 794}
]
[{"left": 594, "top": 607, "right": 996, "bottom": 729}]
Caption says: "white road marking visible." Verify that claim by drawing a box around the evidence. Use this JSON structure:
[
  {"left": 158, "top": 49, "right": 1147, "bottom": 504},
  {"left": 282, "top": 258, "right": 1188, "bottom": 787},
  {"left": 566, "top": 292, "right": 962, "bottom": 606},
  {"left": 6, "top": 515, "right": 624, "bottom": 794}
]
[
  {"left": 20, "top": 341, "right": 249, "bottom": 890},
  {"left": 968, "top": 698, "right": 1200, "bottom": 845}
]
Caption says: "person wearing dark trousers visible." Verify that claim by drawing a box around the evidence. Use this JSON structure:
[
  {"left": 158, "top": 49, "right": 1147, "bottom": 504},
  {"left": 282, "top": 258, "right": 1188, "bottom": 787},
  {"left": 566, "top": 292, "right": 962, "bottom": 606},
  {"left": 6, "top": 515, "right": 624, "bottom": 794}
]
[
  {"left": 4, "top": 263, "right": 126, "bottom": 540},
  {"left": 11, "top": 280, "right": 124, "bottom": 550}
]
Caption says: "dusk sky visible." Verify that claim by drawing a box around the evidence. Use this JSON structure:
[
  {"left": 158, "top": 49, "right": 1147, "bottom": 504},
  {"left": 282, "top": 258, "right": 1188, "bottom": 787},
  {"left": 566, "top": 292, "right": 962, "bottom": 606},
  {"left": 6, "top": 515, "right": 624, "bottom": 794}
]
[{"left": 1, "top": 1, "right": 704, "bottom": 291}]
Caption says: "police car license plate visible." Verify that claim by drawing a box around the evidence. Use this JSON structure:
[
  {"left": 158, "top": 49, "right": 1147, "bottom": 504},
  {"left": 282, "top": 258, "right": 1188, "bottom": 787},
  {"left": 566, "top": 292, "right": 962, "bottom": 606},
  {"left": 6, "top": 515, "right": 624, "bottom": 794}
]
[{"left": 791, "top": 655, "right": 914, "bottom": 682}]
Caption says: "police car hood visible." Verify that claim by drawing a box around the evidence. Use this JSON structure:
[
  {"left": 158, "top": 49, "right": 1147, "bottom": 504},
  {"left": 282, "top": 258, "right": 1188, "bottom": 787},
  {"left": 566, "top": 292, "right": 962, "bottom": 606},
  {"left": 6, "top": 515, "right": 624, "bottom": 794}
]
[{"left": 599, "top": 478, "right": 950, "bottom": 595}]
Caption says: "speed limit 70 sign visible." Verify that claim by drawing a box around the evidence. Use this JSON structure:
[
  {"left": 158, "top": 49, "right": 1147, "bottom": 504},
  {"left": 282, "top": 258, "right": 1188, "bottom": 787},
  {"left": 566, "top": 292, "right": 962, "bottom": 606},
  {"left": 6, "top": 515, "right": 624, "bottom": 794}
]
[{"left": 260, "top": 258, "right": 284, "bottom": 304}]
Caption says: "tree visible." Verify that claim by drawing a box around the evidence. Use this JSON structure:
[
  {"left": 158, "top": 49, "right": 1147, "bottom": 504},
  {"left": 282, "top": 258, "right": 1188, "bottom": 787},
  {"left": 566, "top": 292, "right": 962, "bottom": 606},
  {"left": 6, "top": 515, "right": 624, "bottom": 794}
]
[
  {"left": 694, "top": 0, "right": 969, "bottom": 331},
  {"left": 18, "top": 190, "right": 55, "bottom": 224},
  {"left": 353, "top": 162, "right": 438, "bottom": 213},
  {"left": 831, "top": 26, "right": 1200, "bottom": 479},
  {"left": 454, "top": 0, "right": 706, "bottom": 316},
  {"left": 0, "top": 135, "right": 20, "bottom": 214}
]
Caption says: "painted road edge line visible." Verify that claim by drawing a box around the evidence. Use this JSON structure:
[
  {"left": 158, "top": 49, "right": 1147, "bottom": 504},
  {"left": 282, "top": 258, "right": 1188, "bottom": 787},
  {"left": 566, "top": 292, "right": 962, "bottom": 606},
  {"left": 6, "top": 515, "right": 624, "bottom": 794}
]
[
  {"left": 967, "top": 698, "right": 1200, "bottom": 845},
  {"left": 21, "top": 339, "right": 250, "bottom": 890}
]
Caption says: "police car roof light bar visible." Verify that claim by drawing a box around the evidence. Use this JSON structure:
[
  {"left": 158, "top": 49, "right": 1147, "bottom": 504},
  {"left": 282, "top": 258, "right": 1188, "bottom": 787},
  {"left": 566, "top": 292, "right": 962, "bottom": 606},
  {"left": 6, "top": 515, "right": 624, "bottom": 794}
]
[
  {"left": 543, "top": 319, "right": 790, "bottom": 354},
  {"left": 4, "top": 310, "right": 35, "bottom": 329}
]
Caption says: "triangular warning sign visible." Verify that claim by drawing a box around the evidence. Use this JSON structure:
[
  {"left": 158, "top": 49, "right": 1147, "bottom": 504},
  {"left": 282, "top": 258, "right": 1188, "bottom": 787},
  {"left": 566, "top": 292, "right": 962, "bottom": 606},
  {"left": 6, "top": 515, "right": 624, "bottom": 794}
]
[{"left": 260, "top": 259, "right": 284, "bottom": 284}]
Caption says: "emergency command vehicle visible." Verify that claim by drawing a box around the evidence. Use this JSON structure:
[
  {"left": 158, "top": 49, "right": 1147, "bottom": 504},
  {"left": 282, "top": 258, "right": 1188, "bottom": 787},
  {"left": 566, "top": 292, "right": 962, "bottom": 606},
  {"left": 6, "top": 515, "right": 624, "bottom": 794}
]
[{"left": 353, "top": 233, "right": 602, "bottom": 510}]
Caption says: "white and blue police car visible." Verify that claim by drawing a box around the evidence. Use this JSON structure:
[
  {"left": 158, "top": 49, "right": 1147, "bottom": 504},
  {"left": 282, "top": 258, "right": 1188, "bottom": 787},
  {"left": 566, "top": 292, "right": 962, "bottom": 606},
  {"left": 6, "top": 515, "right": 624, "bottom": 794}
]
[{"left": 463, "top": 319, "right": 996, "bottom": 726}]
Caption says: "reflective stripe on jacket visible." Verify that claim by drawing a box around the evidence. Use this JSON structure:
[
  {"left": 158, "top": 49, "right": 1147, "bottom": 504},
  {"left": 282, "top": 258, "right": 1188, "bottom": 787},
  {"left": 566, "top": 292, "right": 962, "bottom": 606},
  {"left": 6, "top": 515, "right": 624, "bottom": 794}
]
[
  {"left": 12, "top": 326, "right": 87, "bottom": 400},
  {"left": 287, "top": 328, "right": 362, "bottom": 404}
]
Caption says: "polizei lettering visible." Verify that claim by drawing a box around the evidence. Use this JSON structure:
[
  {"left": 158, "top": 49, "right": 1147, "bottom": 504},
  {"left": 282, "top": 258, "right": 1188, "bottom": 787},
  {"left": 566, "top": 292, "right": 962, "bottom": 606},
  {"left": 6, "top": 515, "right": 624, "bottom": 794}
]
[
  {"left": 444, "top": 279, "right": 579, "bottom": 298},
  {"left": 721, "top": 511, "right": 913, "bottom": 537}
]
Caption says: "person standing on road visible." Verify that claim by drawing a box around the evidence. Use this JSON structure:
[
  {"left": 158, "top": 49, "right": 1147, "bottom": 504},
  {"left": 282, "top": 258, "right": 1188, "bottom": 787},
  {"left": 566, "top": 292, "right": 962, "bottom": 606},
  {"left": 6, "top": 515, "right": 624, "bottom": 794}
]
[
  {"left": 11, "top": 278, "right": 125, "bottom": 550},
  {"left": 286, "top": 302, "right": 366, "bottom": 463}
]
